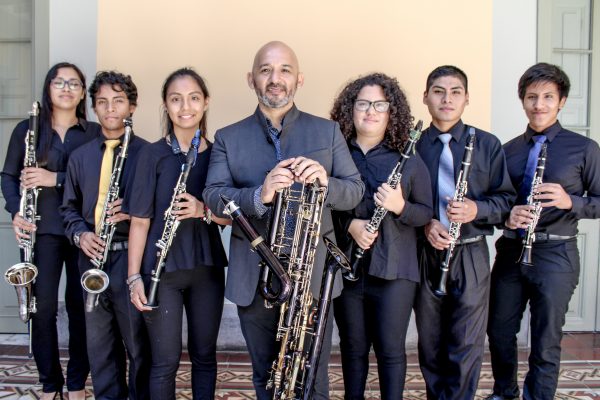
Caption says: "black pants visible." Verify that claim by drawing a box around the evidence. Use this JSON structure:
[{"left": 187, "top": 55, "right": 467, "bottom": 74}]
[
  {"left": 30, "top": 234, "right": 88, "bottom": 393},
  {"left": 487, "top": 237, "right": 580, "bottom": 400},
  {"left": 334, "top": 271, "right": 417, "bottom": 400},
  {"left": 237, "top": 288, "right": 334, "bottom": 400},
  {"left": 414, "top": 240, "right": 490, "bottom": 400},
  {"left": 80, "top": 249, "right": 151, "bottom": 400},
  {"left": 143, "top": 267, "right": 225, "bottom": 400}
]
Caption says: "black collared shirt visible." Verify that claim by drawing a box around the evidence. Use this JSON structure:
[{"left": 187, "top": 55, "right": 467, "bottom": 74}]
[
  {"left": 1, "top": 118, "right": 100, "bottom": 235},
  {"left": 61, "top": 132, "right": 148, "bottom": 242},
  {"left": 503, "top": 121, "right": 600, "bottom": 236},
  {"left": 416, "top": 120, "right": 515, "bottom": 238},
  {"left": 125, "top": 138, "right": 227, "bottom": 274},
  {"left": 334, "top": 138, "right": 433, "bottom": 282}
]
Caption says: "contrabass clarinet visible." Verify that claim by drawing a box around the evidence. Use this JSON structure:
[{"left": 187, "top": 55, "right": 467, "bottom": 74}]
[
  {"left": 80, "top": 118, "right": 132, "bottom": 312},
  {"left": 345, "top": 120, "right": 423, "bottom": 281},
  {"left": 5, "top": 102, "right": 40, "bottom": 356},
  {"left": 518, "top": 143, "right": 548, "bottom": 267},
  {"left": 435, "top": 128, "right": 476, "bottom": 297},
  {"left": 223, "top": 180, "right": 350, "bottom": 400},
  {"left": 145, "top": 131, "right": 202, "bottom": 308}
]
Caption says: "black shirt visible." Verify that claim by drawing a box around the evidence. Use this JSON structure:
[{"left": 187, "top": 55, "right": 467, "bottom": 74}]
[
  {"left": 1, "top": 118, "right": 100, "bottom": 235},
  {"left": 416, "top": 120, "right": 515, "bottom": 238},
  {"left": 61, "top": 133, "right": 149, "bottom": 243},
  {"left": 503, "top": 121, "right": 600, "bottom": 236},
  {"left": 334, "top": 138, "right": 433, "bottom": 282},
  {"left": 125, "top": 138, "right": 227, "bottom": 274}
]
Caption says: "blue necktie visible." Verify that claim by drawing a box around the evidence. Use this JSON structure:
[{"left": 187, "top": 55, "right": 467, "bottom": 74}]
[
  {"left": 517, "top": 135, "right": 547, "bottom": 205},
  {"left": 438, "top": 133, "right": 454, "bottom": 228}
]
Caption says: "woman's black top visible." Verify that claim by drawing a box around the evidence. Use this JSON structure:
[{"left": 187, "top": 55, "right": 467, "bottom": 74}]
[
  {"left": 125, "top": 137, "right": 227, "bottom": 275},
  {"left": 1, "top": 118, "right": 100, "bottom": 235}
]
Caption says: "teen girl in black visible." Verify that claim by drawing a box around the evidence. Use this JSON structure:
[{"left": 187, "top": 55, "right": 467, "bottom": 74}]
[{"left": 126, "top": 68, "right": 228, "bottom": 400}]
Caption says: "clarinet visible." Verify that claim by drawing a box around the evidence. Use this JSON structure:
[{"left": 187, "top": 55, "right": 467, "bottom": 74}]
[
  {"left": 435, "top": 128, "right": 476, "bottom": 297},
  {"left": 145, "top": 131, "right": 201, "bottom": 308},
  {"left": 518, "top": 143, "right": 548, "bottom": 267},
  {"left": 344, "top": 120, "right": 423, "bottom": 281},
  {"left": 80, "top": 119, "right": 132, "bottom": 312}
]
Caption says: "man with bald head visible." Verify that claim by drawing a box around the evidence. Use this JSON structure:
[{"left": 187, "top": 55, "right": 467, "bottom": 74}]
[{"left": 204, "top": 41, "right": 364, "bottom": 399}]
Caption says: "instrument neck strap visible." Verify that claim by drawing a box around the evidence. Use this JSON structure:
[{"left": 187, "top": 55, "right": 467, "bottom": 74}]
[{"left": 168, "top": 130, "right": 201, "bottom": 168}]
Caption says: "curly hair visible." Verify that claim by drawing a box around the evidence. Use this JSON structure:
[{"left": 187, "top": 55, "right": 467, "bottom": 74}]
[
  {"left": 330, "top": 73, "right": 413, "bottom": 152},
  {"left": 89, "top": 70, "right": 138, "bottom": 107}
]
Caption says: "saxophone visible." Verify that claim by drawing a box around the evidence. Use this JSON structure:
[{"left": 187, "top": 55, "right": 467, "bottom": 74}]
[
  {"left": 81, "top": 118, "right": 132, "bottom": 312},
  {"left": 144, "top": 131, "right": 201, "bottom": 308},
  {"left": 518, "top": 143, "right": 548, "bottom": 267},
  {"left": 435, "top": 127, "right": 476, "bottom": 297},
  {"left": 345, "top": 120, "right": 423, "bottom": 281},
  {"left": 5, "top": 102, "right": 40, "bottom": 324}
]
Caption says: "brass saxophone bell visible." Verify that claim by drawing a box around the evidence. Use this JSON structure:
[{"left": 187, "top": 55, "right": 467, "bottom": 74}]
[
  {"left": 81, "top": 268, "right": 109, "bottom": 312},
  {"left": 4, "top": 262, "right": 38, "bottom": 322}
]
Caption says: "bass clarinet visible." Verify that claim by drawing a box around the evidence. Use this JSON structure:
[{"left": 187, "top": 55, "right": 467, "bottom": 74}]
[
  {"left": 345, "top": 120, "right": 423, "bottom": 281},
  {"left": 80, "top": 118, "right": 132, "bottom": 312},
  {"left": 145, "top": 131, "right": 201, "bottom": 308},
  {"left": 5, "top": 102, "right": 40, "bottom": 355},
  {"left": 518, "top": 143, "right": 548, "bottom": 267},
  {"left": 435, "top": 128, "right": 476, "bottom": 297}
]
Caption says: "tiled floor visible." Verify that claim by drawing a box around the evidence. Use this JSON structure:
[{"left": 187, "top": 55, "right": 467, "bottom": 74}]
[{"left": 1, "top": 333, "right": 600, "bottom": 399}]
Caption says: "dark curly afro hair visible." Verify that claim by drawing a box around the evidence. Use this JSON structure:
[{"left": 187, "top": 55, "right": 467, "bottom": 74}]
[{"left": 330, "top": 72, "right": 414, "bottom": 152}]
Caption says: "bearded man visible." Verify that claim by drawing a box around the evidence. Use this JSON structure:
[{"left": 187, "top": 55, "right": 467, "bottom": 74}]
[{"left": 203, "top": 41, "right": 364, "bottom": 399}]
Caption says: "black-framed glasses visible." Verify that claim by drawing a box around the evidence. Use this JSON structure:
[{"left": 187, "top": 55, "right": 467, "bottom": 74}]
[
  {"left": 354, "top": 99, "right": 390, "bottom": 113},
  {"left": 51, "top": 78, "right": 83, "bottom": 91}
]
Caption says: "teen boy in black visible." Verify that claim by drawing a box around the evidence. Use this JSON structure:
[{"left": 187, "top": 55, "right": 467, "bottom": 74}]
[
  {"left": 486, "top": 63, "right": 600, "bottom": 400},
  {"left": 414, "top": 65, "right": 514, "bottom": 400},
  {"left": 61, "top": 71, "right": 150, "bottom": 400}
]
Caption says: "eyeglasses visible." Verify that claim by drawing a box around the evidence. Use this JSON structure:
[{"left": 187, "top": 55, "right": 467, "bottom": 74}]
[
  {"left": 51, "top": 78, "right": 83, "bottom": 91},
  {"left": 354, "top": 99, "right": 390, "bottom": 113}
]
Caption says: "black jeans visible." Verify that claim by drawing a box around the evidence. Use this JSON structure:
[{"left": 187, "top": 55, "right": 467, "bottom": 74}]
[
  {"left": 414, "top": 240, "right": 490, "bottom": 400},
  {"left": 81, "top": 249, "right": 151, "bottom": 400},
  {"left": 237, "top": 288, "right": 334, "bottom": 400},
  {"left": 487, "top": 237, "right": 580, "bottom": 400},
  {"left": 30, "top": 234, "right": 88, "bottom": 393},
  {"left": 143, "top": 267, "right": 225, "bottom": 400},
  {"left": 334, "top": 271, "right": 417, "bottom": 400}
]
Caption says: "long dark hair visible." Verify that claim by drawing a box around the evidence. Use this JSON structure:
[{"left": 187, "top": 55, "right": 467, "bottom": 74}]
[
  {"left": 161, "top": 67, "right": 209, "bottom": 139},
  {"left": 330, "top": 73, "right": 413, "bottom": 152},
  {"left": 38, "top": 62, "right": 88, "bottom": 164}
]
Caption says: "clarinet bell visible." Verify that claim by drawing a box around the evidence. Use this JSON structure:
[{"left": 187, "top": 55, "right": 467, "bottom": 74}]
[{"left": 518, "top": 244, "right": 534, "bottom": 267}]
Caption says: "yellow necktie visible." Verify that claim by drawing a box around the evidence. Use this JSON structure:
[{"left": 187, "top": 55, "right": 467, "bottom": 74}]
[{"left": 95, "top": 139, "right": 121, "bottom": 232}]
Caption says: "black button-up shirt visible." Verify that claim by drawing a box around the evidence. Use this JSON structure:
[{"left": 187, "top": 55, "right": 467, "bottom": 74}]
[
  {"left": 61, "top": 132, "right": 148, "bottom": 243},
  {"left": 1, "top": 118, "right": 100, "bottom": 235},
  {"left": 416, "top": 120, "right": 515, "bottom": 238},
  {"left": 503, "top": 121, "right": 600, "bottom": 236},
  {"left": 333, "top": 138, "right": 433, "bottom": 282}
]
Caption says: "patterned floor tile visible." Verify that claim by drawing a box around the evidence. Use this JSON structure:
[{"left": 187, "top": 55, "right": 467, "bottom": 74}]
[{"left": 1, "top": 351, "right": 600, "bottom": 398}]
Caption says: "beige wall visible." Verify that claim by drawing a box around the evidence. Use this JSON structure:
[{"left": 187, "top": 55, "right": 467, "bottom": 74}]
[{"left": 97, "top": 0, "right": 492, "bottom": 141}]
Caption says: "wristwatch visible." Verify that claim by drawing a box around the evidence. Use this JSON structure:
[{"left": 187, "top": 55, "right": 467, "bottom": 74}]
[{"left": 73, "top": 232, "right": 82, "bottom": 248}]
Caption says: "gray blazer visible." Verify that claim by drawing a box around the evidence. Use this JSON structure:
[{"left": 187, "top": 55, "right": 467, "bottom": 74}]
[{"left": 204, "top": 105, "right": 364, "bottom": 306}]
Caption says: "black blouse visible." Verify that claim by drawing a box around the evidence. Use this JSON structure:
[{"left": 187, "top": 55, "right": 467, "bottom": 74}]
[
  {"left": 1, "top": 118, "right": 100, "bottom": 235},
  {"left": 125, "top": 138, "right": 227, "bottom": 274},
  {"left": 333, "top": 139, "right": 433, "bottom": 282}
]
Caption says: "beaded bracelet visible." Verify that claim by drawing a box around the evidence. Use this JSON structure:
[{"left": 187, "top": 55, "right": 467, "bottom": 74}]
[{"left": 126, "top": 273, "right": 142, "bottom": 291}]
